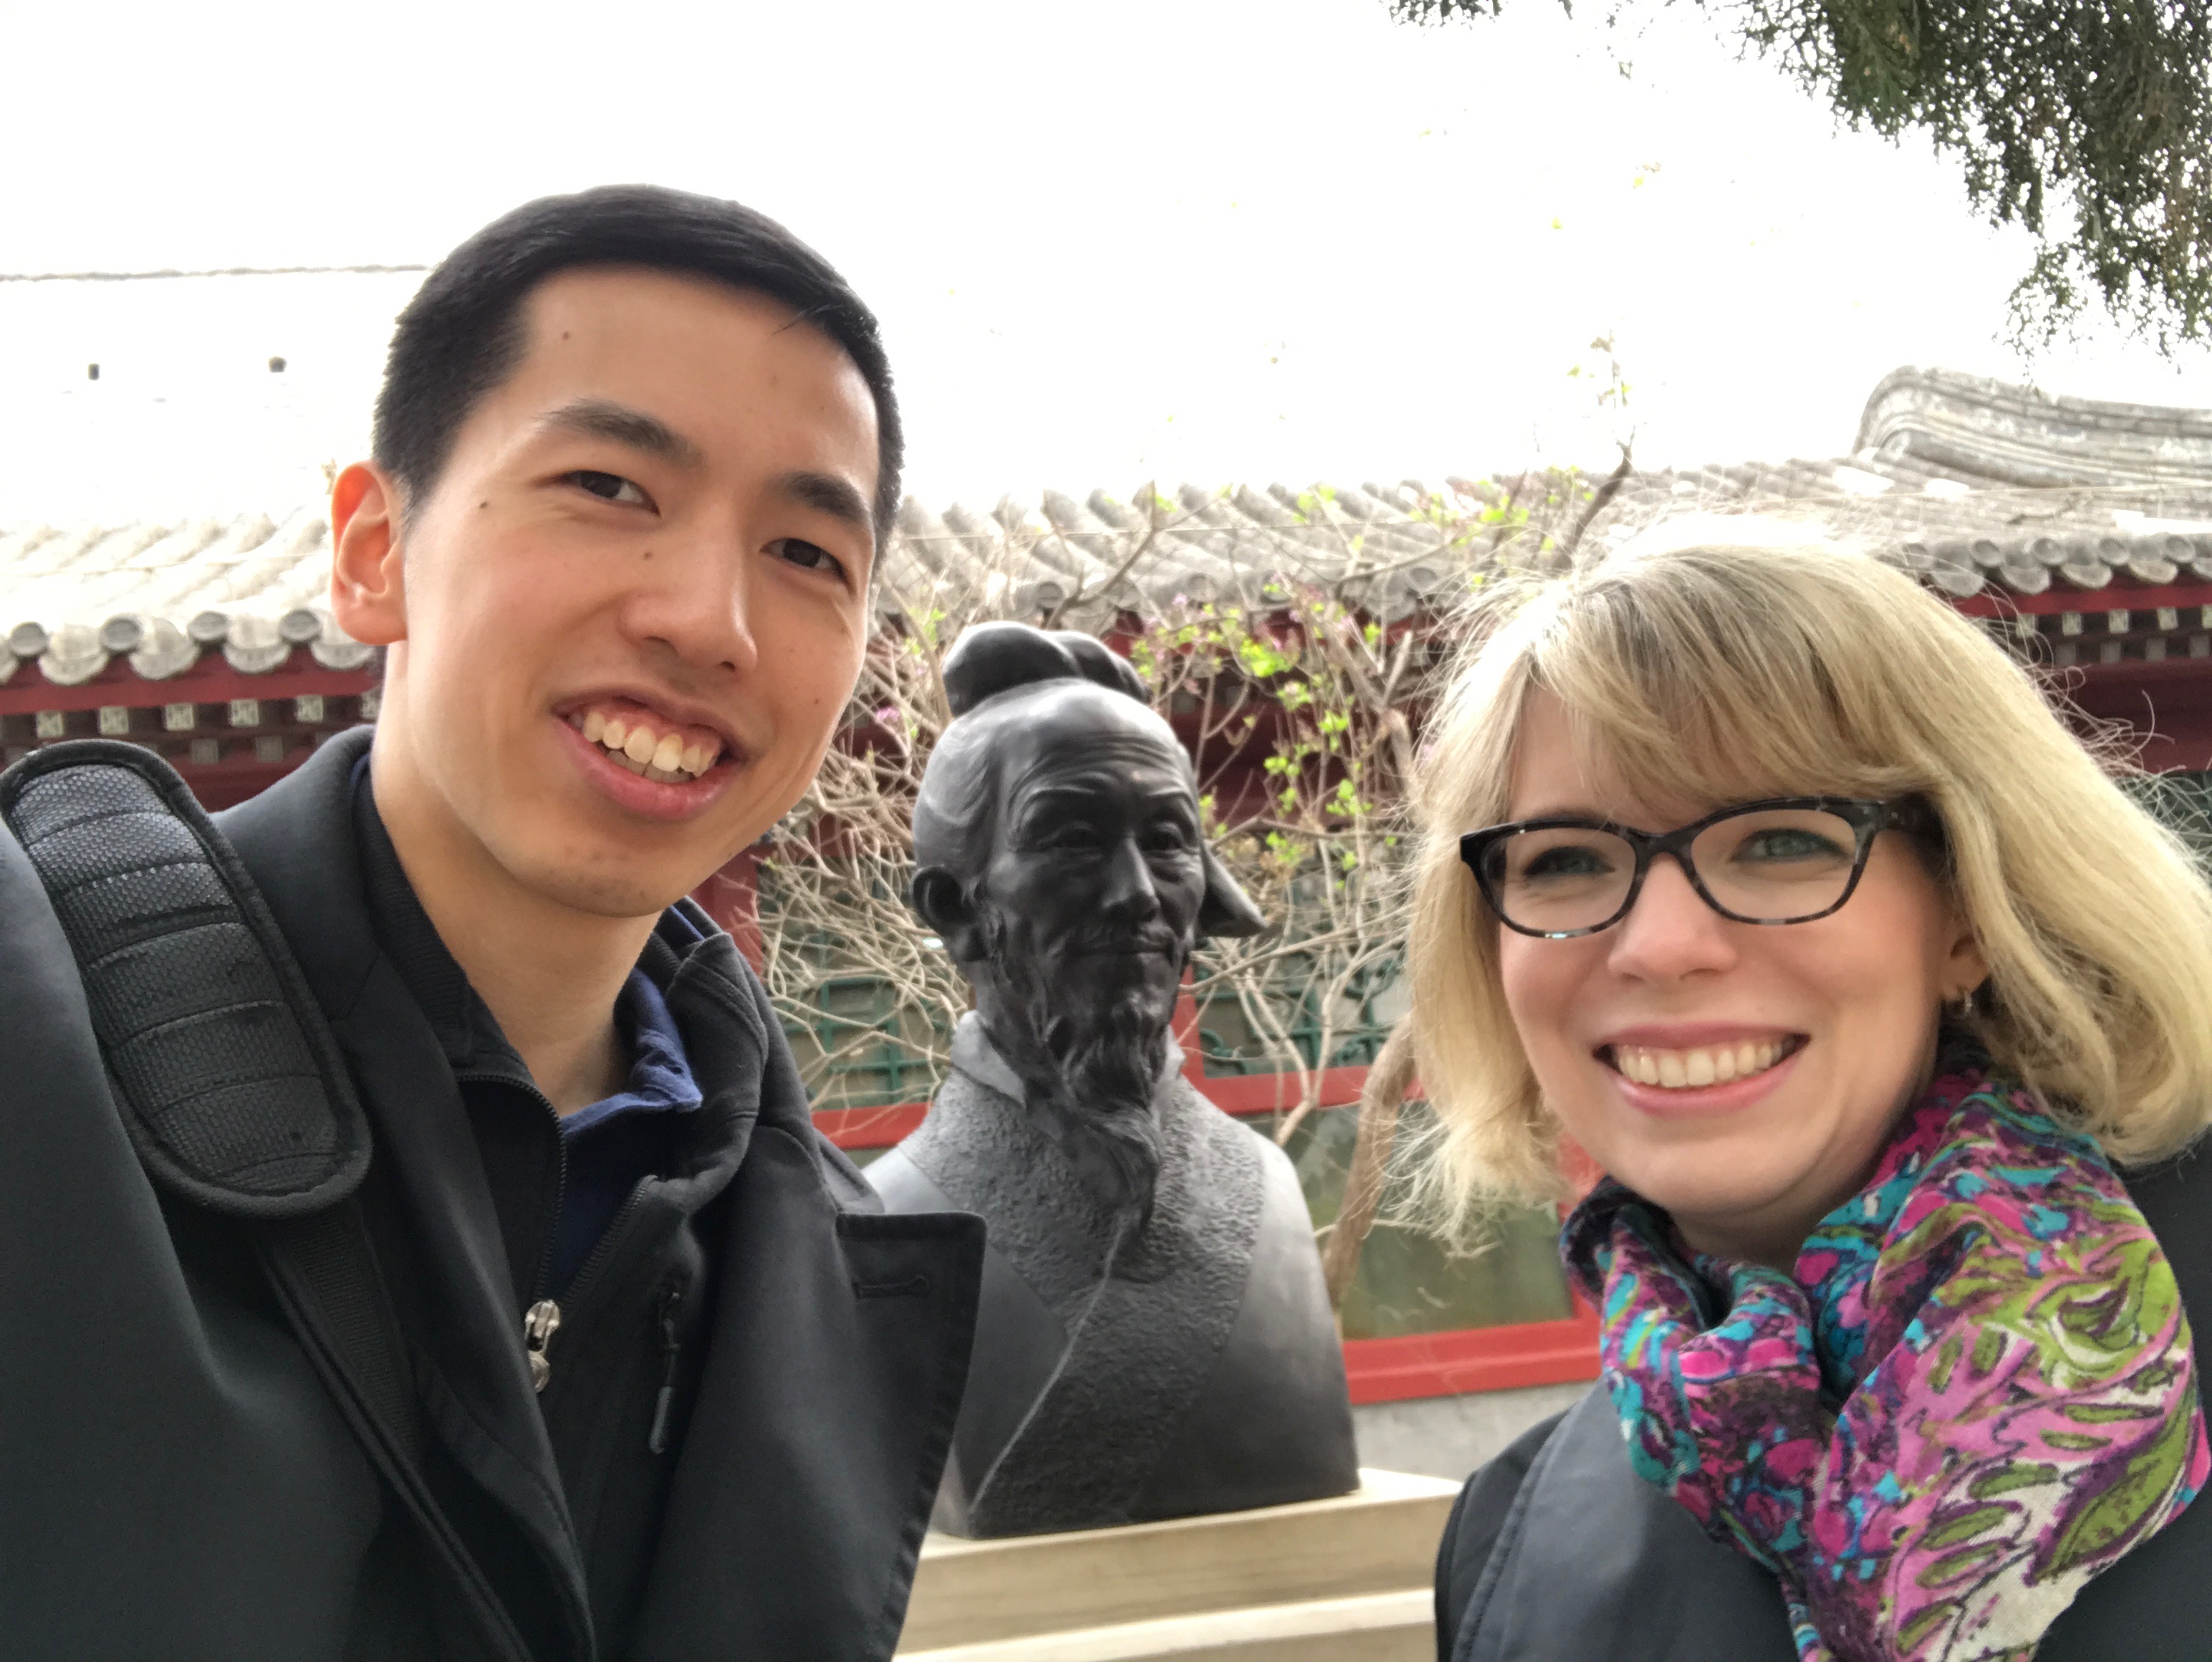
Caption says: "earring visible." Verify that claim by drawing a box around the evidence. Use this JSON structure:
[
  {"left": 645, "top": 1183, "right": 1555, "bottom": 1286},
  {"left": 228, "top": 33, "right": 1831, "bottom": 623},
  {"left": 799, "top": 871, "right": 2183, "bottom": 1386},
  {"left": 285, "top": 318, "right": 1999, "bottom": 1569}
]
[{"left": 1953, "top": 986, "right": 1977, "bottom": 1022}]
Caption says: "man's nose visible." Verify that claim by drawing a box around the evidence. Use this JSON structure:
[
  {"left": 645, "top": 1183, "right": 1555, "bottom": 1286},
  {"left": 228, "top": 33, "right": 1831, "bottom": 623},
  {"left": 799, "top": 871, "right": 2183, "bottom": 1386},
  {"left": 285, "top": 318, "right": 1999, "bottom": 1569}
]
[
  {"left": 1605, "top": 852, "right": 1736, "bottom": 981},
  {"left": 620, "top": 524, "right": 761, "bottom": 679},
  {"left": 1097, "top": 838, "right": 1162, "bottom": 920}
]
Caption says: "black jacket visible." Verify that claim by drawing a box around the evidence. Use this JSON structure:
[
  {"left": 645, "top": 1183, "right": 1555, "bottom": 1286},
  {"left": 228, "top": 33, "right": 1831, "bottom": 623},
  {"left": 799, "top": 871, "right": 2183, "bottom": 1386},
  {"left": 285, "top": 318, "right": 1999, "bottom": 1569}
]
[
  {"left": 0, "top": 729, "right": 983, "bottom": 1661},
  {"left": 1433, "top": 1152, "right": 2212, "bottom": 1662}
]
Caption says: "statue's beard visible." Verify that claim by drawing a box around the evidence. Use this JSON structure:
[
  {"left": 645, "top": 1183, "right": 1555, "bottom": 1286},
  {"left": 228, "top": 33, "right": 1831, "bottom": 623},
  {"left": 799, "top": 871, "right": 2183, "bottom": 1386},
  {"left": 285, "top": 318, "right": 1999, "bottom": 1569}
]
[{"left": 974, "top": 915, "right": 1180, "bottom": 1221}]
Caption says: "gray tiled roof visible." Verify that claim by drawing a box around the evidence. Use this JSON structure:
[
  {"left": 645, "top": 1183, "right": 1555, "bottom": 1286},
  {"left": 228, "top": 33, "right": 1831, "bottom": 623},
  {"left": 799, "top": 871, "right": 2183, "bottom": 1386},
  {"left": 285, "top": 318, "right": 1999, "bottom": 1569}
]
[
  {"left": 4, "top": 368, "right": 2208, "bottom": 687},
  {"left": 0, "top": 507, "right": 375, "bottom": 686}
]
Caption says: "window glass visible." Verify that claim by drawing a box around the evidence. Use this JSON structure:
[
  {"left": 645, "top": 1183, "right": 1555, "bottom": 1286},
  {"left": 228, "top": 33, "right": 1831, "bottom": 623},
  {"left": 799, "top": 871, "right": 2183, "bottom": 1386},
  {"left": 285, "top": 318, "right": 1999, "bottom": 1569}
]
[{"left": 1277, "top": 1103, "right": 1573, "bottom": 1338}]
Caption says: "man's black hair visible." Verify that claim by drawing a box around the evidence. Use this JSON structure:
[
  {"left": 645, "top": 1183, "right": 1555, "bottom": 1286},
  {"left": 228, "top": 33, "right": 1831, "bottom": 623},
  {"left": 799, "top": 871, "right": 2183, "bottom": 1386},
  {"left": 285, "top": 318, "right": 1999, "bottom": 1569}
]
[{"left": 372, "top": 184, "right": 903, "bottom": 537}]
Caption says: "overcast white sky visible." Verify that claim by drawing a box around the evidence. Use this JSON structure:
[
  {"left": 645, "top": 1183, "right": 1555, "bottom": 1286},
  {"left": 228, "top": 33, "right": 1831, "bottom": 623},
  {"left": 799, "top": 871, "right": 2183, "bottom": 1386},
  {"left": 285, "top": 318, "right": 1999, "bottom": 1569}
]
[{"left": 2, "top": 0, "right": 2207, "bottom": 525}]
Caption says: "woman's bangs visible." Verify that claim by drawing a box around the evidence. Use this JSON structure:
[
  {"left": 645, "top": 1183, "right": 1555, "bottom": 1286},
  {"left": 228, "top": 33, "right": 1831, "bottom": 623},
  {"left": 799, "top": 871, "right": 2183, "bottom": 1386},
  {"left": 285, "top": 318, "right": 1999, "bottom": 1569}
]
[{"left": 1533, "top": 587, "right": 1914, "bottom": 818}]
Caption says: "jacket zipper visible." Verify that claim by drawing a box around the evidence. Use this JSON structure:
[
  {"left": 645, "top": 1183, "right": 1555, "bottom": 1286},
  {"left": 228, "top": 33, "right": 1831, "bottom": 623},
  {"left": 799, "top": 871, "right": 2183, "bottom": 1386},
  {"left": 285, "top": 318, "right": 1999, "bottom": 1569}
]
[
  {"left": 454, "top": 1068, "right": 574, "bottom": 1394},
  {"left": 451, "top": 1068, "right": 668, "bottom": 1403},
  {"left": 524, "top": 1298, "right": 562, "bottom": 1393},
  {"left": 648, "top": 1279, "right": 686, "bottom": 1454},
  {"left": 519, "top": 1181, "right": 655, "bottom": 1398}
]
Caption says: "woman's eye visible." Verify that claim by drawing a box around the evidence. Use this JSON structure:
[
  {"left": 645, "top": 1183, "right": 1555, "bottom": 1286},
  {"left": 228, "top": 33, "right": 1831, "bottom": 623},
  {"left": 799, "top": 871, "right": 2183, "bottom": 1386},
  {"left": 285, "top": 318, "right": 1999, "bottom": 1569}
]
[
  {"left": 1524, "top": 845, "right": 1610, "bottom": 878},
  {"left": 568, "top": 469, "right": 651, "bottom": 507},
  {"left": 770, "top": 538, "right": 848, "bottom": 581},
  {"left": 1740, "top": 830, "right": 1843, "bottom": 863}
]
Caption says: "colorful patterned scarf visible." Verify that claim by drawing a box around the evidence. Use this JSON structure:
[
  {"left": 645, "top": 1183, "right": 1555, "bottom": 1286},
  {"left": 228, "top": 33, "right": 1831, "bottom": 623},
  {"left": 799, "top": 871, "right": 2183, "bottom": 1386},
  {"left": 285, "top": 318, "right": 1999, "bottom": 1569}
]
[{"left": 1563, "top": 1068, "right": 2208, "bottom": 1661}]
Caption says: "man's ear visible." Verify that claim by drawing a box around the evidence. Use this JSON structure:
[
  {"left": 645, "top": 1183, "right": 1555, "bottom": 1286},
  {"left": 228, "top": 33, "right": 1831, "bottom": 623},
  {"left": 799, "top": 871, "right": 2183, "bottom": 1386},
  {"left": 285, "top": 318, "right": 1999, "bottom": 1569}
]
[
  {"left": 330, "top": 462, "right": 409, "bottom": 648},
  {"left": 911, "top": 866, "right": 989, "bottom": 961},
  {"left": 1197, "top": 846, "right": 1268, "bottom": 940}
]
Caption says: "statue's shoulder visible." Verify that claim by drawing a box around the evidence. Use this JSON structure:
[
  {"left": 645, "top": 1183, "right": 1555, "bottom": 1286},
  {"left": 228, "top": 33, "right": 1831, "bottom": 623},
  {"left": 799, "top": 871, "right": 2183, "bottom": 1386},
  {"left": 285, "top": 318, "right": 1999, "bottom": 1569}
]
[
  {"left": 1168, "top": 1080, "right": 1299, "bottom": 1192},
  {"left": 918, "top": 1065, "right": 1024, "bottom": 1143},
  {"left": 1229, "top": 1110, "right": 1297, "bottom": 1166},
  {"left": 901, "top": 1064, "right": 1056, "bottom": 1198},
  {"left": 1172, "top": 1079, "right": 1282, "bottom": 1148}
]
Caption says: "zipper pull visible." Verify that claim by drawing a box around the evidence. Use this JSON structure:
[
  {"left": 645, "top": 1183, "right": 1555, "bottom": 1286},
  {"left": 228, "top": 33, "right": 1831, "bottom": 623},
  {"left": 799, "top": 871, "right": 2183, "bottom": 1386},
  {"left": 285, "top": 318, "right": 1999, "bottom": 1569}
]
[
  {"left": 524, "top": 1299, "right": 562, "bottom": 1393},
  {"left": 648, "top": 1282, "right": 684, "bottom": 1454}
]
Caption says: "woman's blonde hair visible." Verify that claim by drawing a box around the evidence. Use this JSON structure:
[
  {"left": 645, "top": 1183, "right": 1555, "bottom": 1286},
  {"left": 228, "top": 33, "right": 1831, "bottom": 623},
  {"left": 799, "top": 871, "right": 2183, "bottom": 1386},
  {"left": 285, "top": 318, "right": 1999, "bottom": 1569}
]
[{"left": 1409, "top": 516, "right": 2212, "bottom": 1215}]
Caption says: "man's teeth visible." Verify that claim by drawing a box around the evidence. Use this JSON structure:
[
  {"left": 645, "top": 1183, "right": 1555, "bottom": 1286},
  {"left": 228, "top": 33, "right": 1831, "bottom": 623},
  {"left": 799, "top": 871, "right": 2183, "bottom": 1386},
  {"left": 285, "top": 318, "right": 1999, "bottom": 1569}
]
[
  {"left": 569, "top": 709, "right": 721, "bottom": 782},
  {"left": 1611, "top": 1039, "right": 1790, "bottom": 1089}
]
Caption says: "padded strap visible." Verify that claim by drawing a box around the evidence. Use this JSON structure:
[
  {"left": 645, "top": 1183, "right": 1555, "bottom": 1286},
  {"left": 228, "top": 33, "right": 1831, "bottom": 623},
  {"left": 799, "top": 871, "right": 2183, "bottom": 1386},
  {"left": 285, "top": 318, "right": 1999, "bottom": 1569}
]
[
  {"left": 260, "top": 1205, "right": 424, "bottom": 1467},
  {"left": 0, "top": 742, "right": 532, "bottom": 1658},
  {"left": 0, "top": 740, "right": 368, "bottom": 1216}
]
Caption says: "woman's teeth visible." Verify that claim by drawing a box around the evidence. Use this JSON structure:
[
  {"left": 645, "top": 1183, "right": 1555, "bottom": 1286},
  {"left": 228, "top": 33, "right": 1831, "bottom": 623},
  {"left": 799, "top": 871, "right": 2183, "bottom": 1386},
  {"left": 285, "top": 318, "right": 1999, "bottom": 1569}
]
[
  {"left": 572, "top": 708, "right": 722, "bottom": 784},
  {"left": 1610, "top": 1039, "right": 1791, "bottom": 1089}
]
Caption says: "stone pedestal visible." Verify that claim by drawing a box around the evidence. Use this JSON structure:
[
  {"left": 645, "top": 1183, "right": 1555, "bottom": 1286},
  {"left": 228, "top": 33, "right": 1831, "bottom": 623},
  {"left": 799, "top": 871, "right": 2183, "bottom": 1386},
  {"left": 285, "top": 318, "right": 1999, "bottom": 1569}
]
[{"left": 895, "top": 1469, "right": 1460, "bottom": 1661}]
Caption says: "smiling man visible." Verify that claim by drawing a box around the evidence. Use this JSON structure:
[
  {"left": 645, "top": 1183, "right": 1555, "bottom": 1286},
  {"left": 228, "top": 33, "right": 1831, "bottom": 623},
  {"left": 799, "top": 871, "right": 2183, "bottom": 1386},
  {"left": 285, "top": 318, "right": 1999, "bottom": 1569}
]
[{"left": 0, "top": 188, "right": 981, "bottom": 1661}]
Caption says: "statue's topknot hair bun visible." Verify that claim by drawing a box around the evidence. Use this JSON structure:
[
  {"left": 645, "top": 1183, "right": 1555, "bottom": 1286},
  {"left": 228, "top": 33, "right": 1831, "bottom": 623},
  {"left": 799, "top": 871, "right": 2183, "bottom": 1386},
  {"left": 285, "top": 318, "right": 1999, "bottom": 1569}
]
[{"left": 941, "top": 621, "right": 1149, "bottom": 717}]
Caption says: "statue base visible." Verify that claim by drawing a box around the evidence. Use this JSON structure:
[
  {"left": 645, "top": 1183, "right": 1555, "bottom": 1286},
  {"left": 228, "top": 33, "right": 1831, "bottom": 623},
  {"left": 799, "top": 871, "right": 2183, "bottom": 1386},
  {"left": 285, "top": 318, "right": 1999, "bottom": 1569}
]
[{"left": 895, "top": 1469, "right": 1461, "bottom": 1661}]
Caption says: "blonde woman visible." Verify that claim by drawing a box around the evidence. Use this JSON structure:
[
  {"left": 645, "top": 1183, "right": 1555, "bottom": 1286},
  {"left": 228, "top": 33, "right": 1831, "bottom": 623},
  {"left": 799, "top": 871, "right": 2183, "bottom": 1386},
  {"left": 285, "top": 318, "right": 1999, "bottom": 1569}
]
[{"left": 1417, "top": 524, "right": 2212, "bottom": 1662}]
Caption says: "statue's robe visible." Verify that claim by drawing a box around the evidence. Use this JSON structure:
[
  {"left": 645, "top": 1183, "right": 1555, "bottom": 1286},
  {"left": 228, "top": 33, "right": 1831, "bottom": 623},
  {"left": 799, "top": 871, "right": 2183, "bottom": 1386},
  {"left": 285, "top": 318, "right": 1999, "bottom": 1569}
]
[{"left": 867, "top": 1014, "right": 1360, "bottom": 1537}]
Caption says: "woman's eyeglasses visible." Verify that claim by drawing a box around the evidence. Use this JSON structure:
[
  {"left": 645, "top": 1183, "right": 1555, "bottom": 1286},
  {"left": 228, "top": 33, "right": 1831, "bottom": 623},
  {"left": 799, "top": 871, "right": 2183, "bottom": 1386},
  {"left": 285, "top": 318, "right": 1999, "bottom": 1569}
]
[{"left": 1458, "top": 797, "right": 1929, "bottom": 940}]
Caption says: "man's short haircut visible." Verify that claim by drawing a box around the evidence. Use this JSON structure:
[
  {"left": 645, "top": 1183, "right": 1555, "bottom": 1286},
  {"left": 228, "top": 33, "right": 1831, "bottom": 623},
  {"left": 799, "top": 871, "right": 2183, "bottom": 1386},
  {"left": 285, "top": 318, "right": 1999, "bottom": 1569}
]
[{"left": 371, "top": 184, "right": 903, "bottom": 537}]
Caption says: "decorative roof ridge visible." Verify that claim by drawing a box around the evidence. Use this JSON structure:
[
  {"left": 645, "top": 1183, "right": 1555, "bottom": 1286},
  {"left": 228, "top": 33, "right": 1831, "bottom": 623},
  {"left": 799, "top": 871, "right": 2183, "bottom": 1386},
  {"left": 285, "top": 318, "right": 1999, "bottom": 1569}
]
[{"left": 1854, "top": 365, "right": 2212, "bottom": 490}]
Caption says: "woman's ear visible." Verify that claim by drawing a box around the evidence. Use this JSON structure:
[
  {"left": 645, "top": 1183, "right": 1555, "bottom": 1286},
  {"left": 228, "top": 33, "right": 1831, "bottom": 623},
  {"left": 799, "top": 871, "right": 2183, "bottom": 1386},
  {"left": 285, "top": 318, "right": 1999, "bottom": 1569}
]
[
  {"left": 910, "top": 866, "right": 989, "bottom": 961},
  {"left": 1943, "top": 911, "right": 1991, "bottom": 1005},
  {"left": 330, "top": 463, "right": 408, "bottom": 647}
]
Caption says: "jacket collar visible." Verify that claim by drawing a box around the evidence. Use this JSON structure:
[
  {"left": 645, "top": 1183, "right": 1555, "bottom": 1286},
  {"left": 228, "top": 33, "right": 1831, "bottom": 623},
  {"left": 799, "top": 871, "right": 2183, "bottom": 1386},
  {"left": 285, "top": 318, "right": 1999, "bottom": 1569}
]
[
  {"left": 216, "top": 726, "right": 385, "bottom": 1023},
  {"left": 346, "top": 753, "right": 521, "bottom": 1079},
  {"left": 223, "top": 728, "right": 783, "bottom": 1151}
]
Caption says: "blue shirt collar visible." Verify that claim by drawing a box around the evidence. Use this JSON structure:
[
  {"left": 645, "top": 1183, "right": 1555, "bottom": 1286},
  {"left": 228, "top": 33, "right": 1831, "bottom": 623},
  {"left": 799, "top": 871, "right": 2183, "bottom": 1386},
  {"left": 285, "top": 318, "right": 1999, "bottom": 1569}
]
[{"left": 561, "top": 968, "right": 705, "bottom": 1138}]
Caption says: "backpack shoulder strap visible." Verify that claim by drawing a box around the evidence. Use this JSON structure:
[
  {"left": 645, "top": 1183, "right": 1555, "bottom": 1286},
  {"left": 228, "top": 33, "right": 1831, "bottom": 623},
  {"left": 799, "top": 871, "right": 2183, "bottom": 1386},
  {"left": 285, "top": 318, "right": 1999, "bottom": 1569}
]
[
  {"left": 0, "top": 740, "right": 370, "bottom": 1214},
  {"left": 0, "top": 740, "right": 533, "bottom": 1658},
  {"left": 0, "top": 741, "right": 417, "bottom": 1454}
]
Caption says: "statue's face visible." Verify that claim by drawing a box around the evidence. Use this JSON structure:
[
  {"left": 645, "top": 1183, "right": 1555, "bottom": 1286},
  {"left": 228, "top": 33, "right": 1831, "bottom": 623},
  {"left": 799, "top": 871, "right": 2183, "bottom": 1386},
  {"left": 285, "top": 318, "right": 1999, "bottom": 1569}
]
[{"left": 976, "top": 694, "right": 1207, "bottom": 1037}]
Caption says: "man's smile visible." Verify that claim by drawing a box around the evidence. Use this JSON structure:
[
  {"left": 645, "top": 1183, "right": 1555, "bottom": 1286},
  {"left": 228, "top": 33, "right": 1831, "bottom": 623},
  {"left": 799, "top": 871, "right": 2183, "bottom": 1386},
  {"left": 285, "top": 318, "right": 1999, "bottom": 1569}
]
[
  {"left": 566, "top": 699, "right": 730, "bottom": 784},
  {"left": 550, "top": 691, "right": 749, "bottom": 824}
]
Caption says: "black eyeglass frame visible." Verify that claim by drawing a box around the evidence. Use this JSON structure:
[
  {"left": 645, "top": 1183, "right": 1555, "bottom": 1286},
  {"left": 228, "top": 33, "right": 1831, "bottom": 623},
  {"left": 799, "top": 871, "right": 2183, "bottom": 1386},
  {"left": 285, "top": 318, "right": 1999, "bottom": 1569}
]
[{"left": 1458, "top": 796, "right": 1933, "bottom": 940}]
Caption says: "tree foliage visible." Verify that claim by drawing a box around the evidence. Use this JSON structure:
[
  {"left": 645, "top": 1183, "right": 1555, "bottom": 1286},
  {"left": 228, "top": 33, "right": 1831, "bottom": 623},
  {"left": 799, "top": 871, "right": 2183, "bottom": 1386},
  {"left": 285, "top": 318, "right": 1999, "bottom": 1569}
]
[{"left": 1390, "top": 0, "right": 2212, "bottom": 351}]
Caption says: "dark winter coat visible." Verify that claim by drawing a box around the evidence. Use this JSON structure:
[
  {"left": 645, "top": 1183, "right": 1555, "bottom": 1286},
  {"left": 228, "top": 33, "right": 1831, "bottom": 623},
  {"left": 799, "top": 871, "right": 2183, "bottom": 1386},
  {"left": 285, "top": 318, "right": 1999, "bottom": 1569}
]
[
  {"left": 0, "top": 729, "right": 983, "bottom": 1661},
  {"left": 1432, "top": 1151, "right": 2212, "bottom": 1661}
]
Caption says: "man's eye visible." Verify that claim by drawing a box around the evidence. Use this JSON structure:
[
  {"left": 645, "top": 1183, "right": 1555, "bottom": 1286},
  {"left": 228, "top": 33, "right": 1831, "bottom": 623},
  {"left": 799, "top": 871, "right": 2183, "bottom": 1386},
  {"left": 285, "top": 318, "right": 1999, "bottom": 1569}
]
[
  {"left": 770, "top": 538, "right": 848, "bottom": 580},
  {"left": 569, "top": 470, "right": 651, "bottom": 507}
]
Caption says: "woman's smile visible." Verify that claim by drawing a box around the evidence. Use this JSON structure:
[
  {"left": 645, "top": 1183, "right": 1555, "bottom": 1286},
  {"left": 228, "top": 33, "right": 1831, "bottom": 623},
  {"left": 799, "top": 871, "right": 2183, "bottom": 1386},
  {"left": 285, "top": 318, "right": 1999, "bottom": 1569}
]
[{"left": 1595, "top": 1024, "right": 1809, "bottom": 1116}]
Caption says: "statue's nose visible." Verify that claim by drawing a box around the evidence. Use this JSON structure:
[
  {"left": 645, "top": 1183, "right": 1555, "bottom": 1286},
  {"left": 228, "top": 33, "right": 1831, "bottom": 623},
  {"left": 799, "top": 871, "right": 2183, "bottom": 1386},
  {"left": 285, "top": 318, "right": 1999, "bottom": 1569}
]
[{"left": 1097, "top": 838, "right": 1160, "bottom": 918}]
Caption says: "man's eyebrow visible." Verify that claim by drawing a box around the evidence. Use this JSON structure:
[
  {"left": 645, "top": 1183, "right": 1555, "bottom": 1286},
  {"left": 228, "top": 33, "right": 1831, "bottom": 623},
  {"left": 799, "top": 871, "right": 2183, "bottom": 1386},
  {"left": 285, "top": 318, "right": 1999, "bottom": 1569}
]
[
  {"left": 771, "top": 468, "right": 874, "bottom": 534},
  {"left": 539, "top": 398, "right": 704, "bottom": 469}
]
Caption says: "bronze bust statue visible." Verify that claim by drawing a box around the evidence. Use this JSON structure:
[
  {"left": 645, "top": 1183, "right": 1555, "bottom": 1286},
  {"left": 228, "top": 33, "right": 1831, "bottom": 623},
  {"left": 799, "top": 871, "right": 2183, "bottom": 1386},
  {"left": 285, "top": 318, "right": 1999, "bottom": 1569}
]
[{"left": 867, "top": 622, "right": 1359, "bottom": 1538}]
